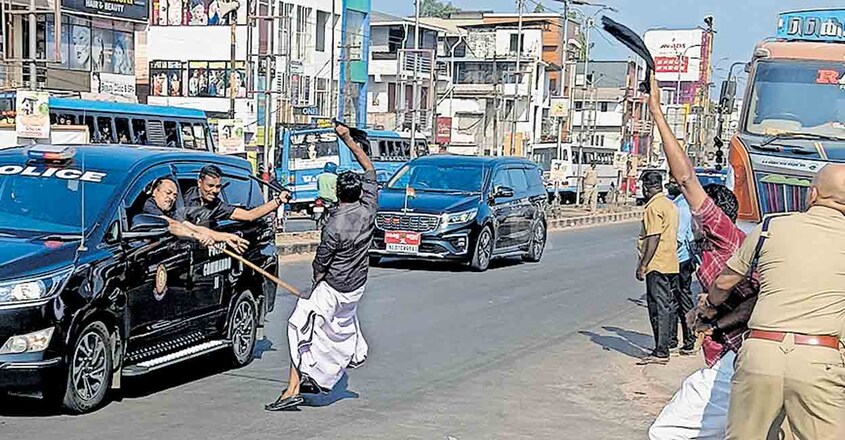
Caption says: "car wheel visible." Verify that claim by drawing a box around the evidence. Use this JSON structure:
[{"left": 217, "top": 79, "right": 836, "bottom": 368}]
[
  {"left": 61, "top": 321, "right": 113, "bottom": 414},
  {"left": 523, "top": 221, "right": 546, "bottom": 263},
  {"left": 470, "top": 227, "right": 493, "bottom": 272},
  {"left": 369, "top": 256, "right": 382, "bottom": 267},
  {"left": 227, "top": 292, "right": 258, "bottom": 368}
]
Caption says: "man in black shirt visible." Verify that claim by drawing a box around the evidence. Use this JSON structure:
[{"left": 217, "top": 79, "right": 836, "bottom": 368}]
[
  {"left": 137, "top": 177, "right": 248, "bottom": 252},
  {"left": 266, "top": 122, "right": 376, "bottom": 412},
  {"left": 183, "top": 165, "right": 289, "bottom": 228}
]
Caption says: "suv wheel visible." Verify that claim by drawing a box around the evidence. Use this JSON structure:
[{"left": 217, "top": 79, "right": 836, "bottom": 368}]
[
  {"left": 470, "top": 227, "right": 493, "bottom": 272},
  {"left": 227, "top": 292, "right": 258, "bottom": 368},
  {"left": 61, "top": 321, "right": 113, "bottom": 414},
  {"left": 523, "top": 221, "right": 546, "bottom": 263}
]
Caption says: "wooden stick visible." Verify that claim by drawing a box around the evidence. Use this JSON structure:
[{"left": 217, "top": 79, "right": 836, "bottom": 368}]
[{"left": 222, "top": 248, "right": 301, "bottom": 298}]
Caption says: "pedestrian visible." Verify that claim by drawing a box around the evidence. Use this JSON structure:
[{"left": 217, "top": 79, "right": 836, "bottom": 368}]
[
  {"left": 583, "top": 162, "right": 599, "bottom": 213},
  {"left": 438, "top": 144, "right": 448, "bottom": 154},
  {"left": 706, "top": 163, "right": 845, "bottom": 440},
  {"left": 183, "top": 164, "right": 289, "bottom": 228},
  {"left": 265, "top": 121, "right": 377, "bottom": 412},
  {"left": 666, "top": 178, "right": 696, "bottom": 356},
  {"left": 643, "top": 74, "right": 774, "bottom": 440},
  {"left": 636, "top": 170, "right": 679, "bottom": 365}
]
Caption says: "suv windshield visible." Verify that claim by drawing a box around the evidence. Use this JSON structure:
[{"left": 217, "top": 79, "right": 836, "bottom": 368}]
[
  {"left": 387, "top": 162, "right": 486, "bottom": 193},
  {"left": 745, "top": 60, "right": 845, "bottom": 139},
  {"left": 0, "top": 162, "right": 119, "bottom": 235}
]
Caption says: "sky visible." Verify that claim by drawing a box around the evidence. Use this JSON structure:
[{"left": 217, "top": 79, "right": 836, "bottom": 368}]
[{"left": 372, "top": 0, "right": 826, "bottom": 90}]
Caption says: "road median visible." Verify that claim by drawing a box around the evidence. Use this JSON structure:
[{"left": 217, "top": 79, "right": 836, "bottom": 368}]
[{"left": 276, "top": 207, "right": 642, "bottom": 256}]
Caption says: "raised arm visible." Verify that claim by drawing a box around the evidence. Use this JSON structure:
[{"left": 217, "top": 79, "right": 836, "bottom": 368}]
[
  {"left": 647, "top": 75, "right": 708, "bottom": 210},
  {"left": 230, "top": 191, "right": 289, "bottom": 222},
  {"left": 336, "top": 124, "right": 374, "bottom": 172}
]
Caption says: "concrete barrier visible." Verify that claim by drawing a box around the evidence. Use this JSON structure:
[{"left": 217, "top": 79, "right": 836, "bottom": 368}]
[{"left": 276, "top": 209, "right": 642, "bottom": 256}]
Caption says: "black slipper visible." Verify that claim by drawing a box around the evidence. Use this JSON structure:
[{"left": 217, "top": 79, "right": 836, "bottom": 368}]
[{"left": 264, "top": 394, "right": 304, "bottom": 411}]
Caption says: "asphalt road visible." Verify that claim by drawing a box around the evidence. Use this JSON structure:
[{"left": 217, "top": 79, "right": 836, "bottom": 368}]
[{"left": 1, "top": 222, "right": 672, "bottom": 439}]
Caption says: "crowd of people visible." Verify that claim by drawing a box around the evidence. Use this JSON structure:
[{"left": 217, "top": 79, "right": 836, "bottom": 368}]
[{"left": 638, "top": 74, "right": 845, "bottom": 440}]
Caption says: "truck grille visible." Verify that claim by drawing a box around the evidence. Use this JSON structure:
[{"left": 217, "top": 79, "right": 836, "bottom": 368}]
[
  {"left": 376, "top": 212, "right": 440, "bottom": 232},
  {"left": 756, "top": 175, "right": 810, "bottom": 215}
]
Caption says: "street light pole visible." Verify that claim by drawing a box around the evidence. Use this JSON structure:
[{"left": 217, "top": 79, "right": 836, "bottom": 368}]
[{"left": 410, "top": 0, "right": 421, "bottom": 157}]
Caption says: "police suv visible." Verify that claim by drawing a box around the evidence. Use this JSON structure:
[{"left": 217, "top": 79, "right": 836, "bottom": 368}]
[{"left": 0, "top": 145, "right": 279, "bottom": 413}]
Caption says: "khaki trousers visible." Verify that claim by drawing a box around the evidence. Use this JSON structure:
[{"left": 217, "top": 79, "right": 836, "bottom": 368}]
[
  {"left": 583, "top": 185, "right": 598, "bottom": 211},
  {"left": 726, "top": 336, "right": 845, "bottom": 440}
]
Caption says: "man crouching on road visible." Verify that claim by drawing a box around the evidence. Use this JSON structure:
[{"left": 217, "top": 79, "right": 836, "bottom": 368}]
[{"left": 265, "top": 121, "right": 377, "bottom": 412}]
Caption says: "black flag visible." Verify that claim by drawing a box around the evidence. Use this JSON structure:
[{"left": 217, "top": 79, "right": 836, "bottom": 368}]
[
  {"left": 600, "top": 16, "right": 655, "bottom": 94},
  {"left": 332, "top": 118, "right": 371, "bottom": 154}
]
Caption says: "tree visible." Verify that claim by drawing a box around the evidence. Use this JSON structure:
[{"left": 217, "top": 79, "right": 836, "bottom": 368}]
[
  {"left": 533, "top": 3, "right": 545, "bottom": 13},
  {"left": 420, "top": 0, "right": 461, "bottom": 18}
]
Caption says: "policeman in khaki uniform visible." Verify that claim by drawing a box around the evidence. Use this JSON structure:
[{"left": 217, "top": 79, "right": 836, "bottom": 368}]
[
  {"left": 583, "top": 162, "right": 599, "bottom": 213},
  {"left": 705, "top": 164, "right": 845, "bottom": 439}
]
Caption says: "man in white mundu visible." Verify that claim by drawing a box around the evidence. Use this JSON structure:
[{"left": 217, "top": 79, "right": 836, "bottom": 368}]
[{"left": 266, "top": 122, "right": 377, "bottom": 412}]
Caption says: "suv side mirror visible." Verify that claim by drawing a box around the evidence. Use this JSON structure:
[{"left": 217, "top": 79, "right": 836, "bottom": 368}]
[
  {"left": 494, "top": 186, "right": 514, "bottom": 199},
  {"left": 125, "top": 214, "right": 170, "bottom": 239}
]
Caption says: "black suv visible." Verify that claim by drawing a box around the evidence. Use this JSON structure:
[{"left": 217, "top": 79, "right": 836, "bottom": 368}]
[
  {"left": 0, "top": 145, "right": 278, "bottom": 413},
  {"left": 370, "top": 155, "right": 547, "bottom": 271}
]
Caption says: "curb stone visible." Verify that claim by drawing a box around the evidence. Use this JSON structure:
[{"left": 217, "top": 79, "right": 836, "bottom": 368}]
[{"left": 275, "top": 209, "right": 643, "bottom": 256}]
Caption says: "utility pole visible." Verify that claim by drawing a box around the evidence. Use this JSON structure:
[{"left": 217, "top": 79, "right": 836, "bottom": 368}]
[
  {"left": 329, "top": 0, "right": 337, "bottom": 117},
  {"left": 262, "top": 0, "right": 276, "bottom": 176},
  {"left": 509, "top": 0, "right": 524, "bottom": 156},
  {"left": 575, "top": 17, "right": 592, "bottom": 206},
  {"left": 410, "top": 0, "right": 421, "bottom": 157},
  {"left": 28, "top": 0, "right": 36, "bottom": 89},
  {"left": 229, "top": 8, "right": 238, "bottom": 118}
]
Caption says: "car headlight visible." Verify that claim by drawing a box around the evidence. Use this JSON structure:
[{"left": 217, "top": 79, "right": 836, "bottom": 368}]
[
  {"left": 441, "top": 209, "right": 478, "bottom": 226},
  {"left": 0, "top": 268, "right": 73, "bottom": 305},
  {"left": 0, "top": 327, "right": 55, "bottom": 354}
]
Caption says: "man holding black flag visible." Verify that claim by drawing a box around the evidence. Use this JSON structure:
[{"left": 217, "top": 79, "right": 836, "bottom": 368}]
[{"left": 265, "top": 121, "right": 378, "bottom": 412}]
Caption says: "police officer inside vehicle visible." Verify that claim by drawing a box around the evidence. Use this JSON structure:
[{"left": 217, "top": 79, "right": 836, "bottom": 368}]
[
  {"left": 184, "top": 164, "right": 290, "bottom": 228},
  {"left": 138, "top": 177, "right": 249, "bottom": 253}
]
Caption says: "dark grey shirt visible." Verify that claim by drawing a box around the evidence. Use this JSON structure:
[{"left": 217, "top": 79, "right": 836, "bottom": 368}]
[
  {"left": 183, "top": 186, "right": 236, "bottom": 228},
  {"left": 312, "top": 169, "right": 378, "bottom": 294}
]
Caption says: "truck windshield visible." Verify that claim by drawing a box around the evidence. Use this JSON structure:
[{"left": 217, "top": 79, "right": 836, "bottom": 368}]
[
  {"left": 388, "top": 162, "right": 486, "bottom": 193},
  {"left": 0, "top": 163, "right": 119, "bottom": 235},
  {"left": 745, "top": 60, "right": 845, "bottom": 139}
]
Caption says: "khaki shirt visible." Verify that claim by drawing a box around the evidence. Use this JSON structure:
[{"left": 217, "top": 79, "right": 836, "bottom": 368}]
[
  {"left": 638, "top": 193, "right": 680, "bottom": 274},
  {"left": 584, "top": 169, "right": 598, "bottom": 187},
  {"left": 726, "top": 206, "right": 845, "bottom": 337}
]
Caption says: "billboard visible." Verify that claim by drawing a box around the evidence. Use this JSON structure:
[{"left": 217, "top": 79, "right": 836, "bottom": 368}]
[
  {"left": 62, "top": 0, "right": 149, "bottom": 22},
  {"left": 644, "top": 29, "right": 704, "bottom": 82},
  {"left": 435, "top": 117, "right": 452, "bottom": 144},
  {"left": 16, "top": 91, "right": 50, "bottom": 139}
]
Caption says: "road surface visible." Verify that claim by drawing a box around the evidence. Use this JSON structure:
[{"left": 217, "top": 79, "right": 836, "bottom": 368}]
[{"left": 0, "top": 222, "right": 697, "bottom": 439}]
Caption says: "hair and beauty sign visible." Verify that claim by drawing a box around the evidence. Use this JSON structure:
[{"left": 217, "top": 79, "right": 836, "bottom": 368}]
[
  {"left": 16, "top": 92, "right": 50, "bottom": 139},
  {"left": 216, "top": 119, "right": 245, "bottom": 154},
  {"left": 643, "top": 29, "right": 704, "bottom": 82},
  {"left": 777, "top": 9, "right": 845, "bottom": 42},
  {"left": 62, "top": 0, "right": 150, "bottom": 22}
]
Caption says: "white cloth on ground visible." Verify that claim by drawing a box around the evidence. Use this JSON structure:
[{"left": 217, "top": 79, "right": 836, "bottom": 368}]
[
  {"left": 648, "top": 350, "right": 736, "bottom": 440},
  {"left": 287, "top": 281, "right": 368, "bottom": 390}
]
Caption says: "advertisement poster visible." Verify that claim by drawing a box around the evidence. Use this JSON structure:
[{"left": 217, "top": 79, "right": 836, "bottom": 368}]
[
  {"left": 643, "top": 29, "right": 704, "bottom": 82},
  {"left": 549, "top": 98, "right": 569, "bottom": 118},
  {"left": 435, "top": 116, "right": 452, "bottom": 145},
  {"left": 62, "top": 0, "right": 149, "bottom": 22},
  {"left": 152, "top": 0, "right": 240, "bottom": 26},
  {"left": 217, "top": 119, "right": 245, "bottom": 154},
  {"left": 15, "top": 92, "right": 50, "bottom": 139},
  {"left": 549, "top": 159, "right": 569, "bottom": 182}
]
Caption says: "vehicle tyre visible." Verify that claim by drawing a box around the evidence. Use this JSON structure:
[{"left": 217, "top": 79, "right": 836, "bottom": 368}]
[
  {"left": 469, "top": 226, "right": 494, "bottom": 272},
  {"left": 523, "top": 221, "right": 546, "bottom": 263},
  {"left": 227, "top": 292, "right": 258, "bottom": 368},
  {"left": 61, "top": 321, "right": 113, "bottom": 414},
  {"left": 369, "top": 256, "right": 381, "bottom": 267}
]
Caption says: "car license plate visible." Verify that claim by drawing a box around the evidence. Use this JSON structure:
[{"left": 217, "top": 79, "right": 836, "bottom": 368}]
[
  {"left": 313, "top": 206, "right": 324, "bottom": 214},
  {"left": 385, "top": 231, "right": 421, "bottom": 253}
]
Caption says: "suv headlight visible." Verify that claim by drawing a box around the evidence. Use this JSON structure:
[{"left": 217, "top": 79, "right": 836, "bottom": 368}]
[
  {"left": 441, "top": 209, "right": 478, "bottom": 226},
  {"left": 0, "top": 268, "right": 73, "bottom": 305}
]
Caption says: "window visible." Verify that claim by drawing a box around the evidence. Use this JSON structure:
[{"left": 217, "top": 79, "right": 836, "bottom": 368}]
[
  {"left": 181, "top": 123, "right": 197, "bottom": 149},
  {"left": 193, "top": 125, "right": 208, "bottom": 150},
  {"left": 524, "top": 167, "right": 544, "bottom": 190},
  {"left": 164, "top": 121, "right": 178, "bottom": 147},
  {"left": 575, "top": 101, "right": 583, "bottom": 110},
  {"left": 387, "top": 82, "right": 396, "bottom": 112},
  {"left": 600, "top": 102, "right": 609, "bottom": 112},
  {"left": 509, "top": 34, "right": 524, "bottom": 53},
  {"left": 115, "top": 118, "right": 131, "bottom": 144},
  {"left": 132, "top": 119, "right": 148, "bottom": 144},
  {"left": 150, "top": 61, "right": 185, "bottom": 97},
  {"left": 96, "top": 117, "right": 114, "bottom": 143},
  {"left": 186, "top": 61, "right": 246, "bottom": 98},
  {"left": 492, "top": 168, "right": 510, "bottom": 190},
  {"left": 506, "top": 168, "right": 529, "bottom": 193},
  {"left": 315, "top": 78, "right": 329, "bottom": 116},
  {"left": 295, "top": 6, "right": 313, "bottom": 60},
  {"left": 315, "top": 11, "right": 329, "bottom": 52},
  {"left": 221, "top": 176, "right": 252, "bottom": 208}
]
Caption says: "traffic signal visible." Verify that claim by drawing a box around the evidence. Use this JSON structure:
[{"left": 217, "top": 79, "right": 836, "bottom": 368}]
[{"left": 715, "top": 149, "right": 724, "bottom": 165}]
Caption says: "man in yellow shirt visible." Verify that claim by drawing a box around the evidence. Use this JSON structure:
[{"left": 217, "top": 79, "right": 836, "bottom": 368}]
[{"left": 636, "top": 170, "right": 680, "bottom": 365}]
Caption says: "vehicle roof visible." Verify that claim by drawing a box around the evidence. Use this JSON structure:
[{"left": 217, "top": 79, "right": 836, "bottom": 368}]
[
  {"left": 756, "top": 41, "right": 845, "bottom": 62},
  {"left": 49, "top": 97, "right": 208, "bottom": 119},
  {"left": 412, "top": 155, "right": 538, "bottom": 166},
  {"left": 0, "top": 144, "right": 251, "bottom": 172}
]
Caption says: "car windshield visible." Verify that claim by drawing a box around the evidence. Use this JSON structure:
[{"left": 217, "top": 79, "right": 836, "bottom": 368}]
[
  {"left": 387, "top": 162, "right": 486, "bottom": 193},
  {"left": 745, "top": 60, "right": 845, "bottom": 139},
  {"left": 0, "top": 161, "right": 119, "bottom": 235}
]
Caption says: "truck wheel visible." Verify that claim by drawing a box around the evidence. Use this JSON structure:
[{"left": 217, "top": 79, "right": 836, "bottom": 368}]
[
  {"left": 227, "top": 292, "right": 258, "bottom": 368},
  {"left": 470, "top": 227, "right": 493, "bottom": 272},
  {"left": 62, "top": 321, "right": 113, "bottom": 414}
]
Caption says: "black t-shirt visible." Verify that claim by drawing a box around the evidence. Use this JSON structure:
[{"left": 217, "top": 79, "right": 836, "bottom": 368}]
[{"left": 183, "top": 186, "right": 236, "bottom": 228}]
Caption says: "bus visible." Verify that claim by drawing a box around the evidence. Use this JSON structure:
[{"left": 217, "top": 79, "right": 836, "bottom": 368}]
[
  {"left": 536, "top": 143, "right": 622, "bottom": 204},
  {"left": 276, "top": 125, "right": 427, "bottom": 213},
  {"left": 0, "top": 93, "right": 214, "bottom": 151},
  {"left": 727, "top": 8, "right": 845, "bottom": 230}
]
